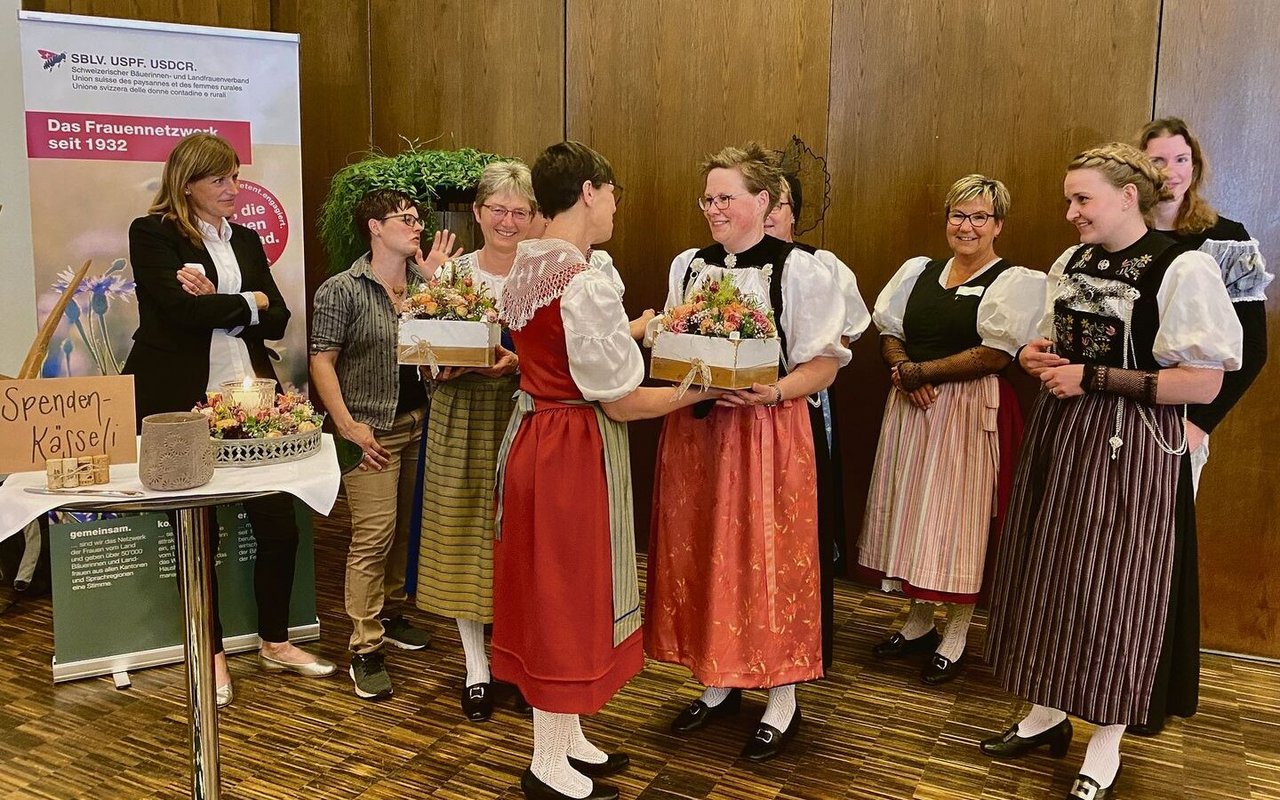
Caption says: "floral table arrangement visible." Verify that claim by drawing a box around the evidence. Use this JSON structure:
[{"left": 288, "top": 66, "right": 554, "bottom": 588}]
[
  {"left": 650, "top": 272, "right": 781, "bottom": 392},
  {"left": 397, "top": 263, "right": 500, "bottom": 376},
  {"left": 193, "top": 383, "right": 325, "bottom": 466}
]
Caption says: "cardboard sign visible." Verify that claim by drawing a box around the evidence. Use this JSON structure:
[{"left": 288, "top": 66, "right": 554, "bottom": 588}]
[{"left": 0, "top": 376, "right": 137, "bottom": 473}]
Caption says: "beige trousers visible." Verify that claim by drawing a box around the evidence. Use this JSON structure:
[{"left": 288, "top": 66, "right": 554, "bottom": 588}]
[{"left": 341, "top": 407, "right": 426, "bottom": 653}]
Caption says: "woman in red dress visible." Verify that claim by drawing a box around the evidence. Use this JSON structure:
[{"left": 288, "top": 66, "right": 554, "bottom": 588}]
[{"left": 494, "top": 141, "right": 718, "bottom": 800}]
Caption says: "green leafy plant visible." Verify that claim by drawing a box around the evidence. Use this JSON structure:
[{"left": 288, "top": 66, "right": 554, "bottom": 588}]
[{"left": 317, "top": 142, "right": 510, "bottom": 274}]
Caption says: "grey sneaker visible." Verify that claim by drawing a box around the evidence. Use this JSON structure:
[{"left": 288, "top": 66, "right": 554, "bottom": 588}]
[
  {"left": 381, "top": 615, "right": 431, "bottom": 650},
  {"left": 349, "top": 651, "right": 394, "bottom": 700}
]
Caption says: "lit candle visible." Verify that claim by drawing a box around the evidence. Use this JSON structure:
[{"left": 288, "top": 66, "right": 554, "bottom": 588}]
[{"left": 222, "top": 377, "right": 272, "bottom": 412}]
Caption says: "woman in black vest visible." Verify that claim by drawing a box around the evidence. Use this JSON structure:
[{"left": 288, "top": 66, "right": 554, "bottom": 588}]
[
  {"left": 858, "top": 175, "right": 1042, "bottom": 685},
  {"left": 1139, "top": 117, "right": 1271, "bottom": 499}
]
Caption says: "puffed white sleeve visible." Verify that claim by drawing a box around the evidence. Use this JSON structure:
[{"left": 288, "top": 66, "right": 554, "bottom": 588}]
[
  {"left": 816, "top": 250, "right": 871, "bottom": 342},
  {"left": 561, "top": 269, "right": 646, "bottom": 402},
  {"left": 976, "top": 267, "right": 1046, "bottom": 355},
  {"left": 1037, "top": 246, "right": 1080, "bottom": 339},
  {"left": 1153, "top": 251, "right": 1243, "bottom": 370},
  {"left": 871, "top": 256, "right": 931, "bottom": 339},
  {"left": 779, "top": 251, "right": 852, "bottom": 368},
  {"left": 589, "top": 249, "right": 626, "bottom": 298}
]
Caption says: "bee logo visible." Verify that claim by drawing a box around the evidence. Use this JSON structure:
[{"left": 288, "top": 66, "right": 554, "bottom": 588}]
[{"left": 38, "top": 49, "right": 67, "bottom": 71}]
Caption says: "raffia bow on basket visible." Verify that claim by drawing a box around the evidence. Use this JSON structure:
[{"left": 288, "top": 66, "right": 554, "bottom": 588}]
[
  {"left": 673, "top": 358, "right": 712, "bottom": 400},
  {"left": 400, "top": 335, "right": 441, "bottom": 379}
]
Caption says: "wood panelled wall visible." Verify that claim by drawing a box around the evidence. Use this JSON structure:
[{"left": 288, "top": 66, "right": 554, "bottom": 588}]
[
  {"left": 369, "top": 0, "right": 564, "bottom": 163},
  {"left": 20, "top": 1, "right": 1280, "bottom": 658},
  {"left": 565, "top": 0, "right": 835, "bottom": 537}
]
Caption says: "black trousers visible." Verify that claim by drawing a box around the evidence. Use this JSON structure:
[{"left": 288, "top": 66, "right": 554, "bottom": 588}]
[{"left": 170, "top": 493, "right": 300, "bottom": 653}]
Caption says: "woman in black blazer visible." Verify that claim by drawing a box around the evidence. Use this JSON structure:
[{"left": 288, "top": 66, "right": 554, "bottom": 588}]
[{"left": 123, "top": 133, "right": 335, "bottom": 707}]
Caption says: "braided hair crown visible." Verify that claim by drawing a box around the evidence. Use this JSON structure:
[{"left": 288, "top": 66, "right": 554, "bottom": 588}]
[{"left": 1068, "top": 142, "right": 1174, "bottom": 214}]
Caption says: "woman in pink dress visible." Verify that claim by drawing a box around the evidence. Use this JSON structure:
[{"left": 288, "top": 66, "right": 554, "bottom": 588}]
[
  {"left": 494, "top": 141, "right": 718, "bottom": 800},
  {"left": 646, "top": 143, "right": 850, "bottom": 762}
]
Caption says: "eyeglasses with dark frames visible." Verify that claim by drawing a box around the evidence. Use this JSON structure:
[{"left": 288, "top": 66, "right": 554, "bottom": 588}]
[
  {"left": 380, "top": 213, "right": 425, "bottom": 229},
  {"left": 947, "top": 211, "right": 995, "bottom": 228}
]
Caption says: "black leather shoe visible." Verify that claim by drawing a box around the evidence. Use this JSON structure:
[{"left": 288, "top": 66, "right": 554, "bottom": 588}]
[
  {"left": 1066, "top": 762, "right": 1122, "bottom": 799},
  {"left": 920, "top": 653, "right": 963, "bottom": 685},
  {"left": 520, "top": 768, "right": 618, "bottom": 800},
  {"left": 1125, "top": 719, "right": 1163, "bottom": 737},
  {"left": 568, "top": 752, "right": 629, "bottom": 777},
  {"left": 872, "top": 628, "right": 941, "bottom": 660},
  {"left": 671, "top": 688, "right": 742, "bottom": 733},
  {"left": 741, "top": 707, "right": 801, "bottom": 762},
  {"left": 461, "top": 682, "right": 493, "bottom": 722},
  {"left": 980, "top": 718, "right": 1073, "bottom": 759}
]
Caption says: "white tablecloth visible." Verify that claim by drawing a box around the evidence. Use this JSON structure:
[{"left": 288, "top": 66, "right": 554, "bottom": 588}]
[{"left": 0, "top": 434, "right": 341, "bottom": 542}]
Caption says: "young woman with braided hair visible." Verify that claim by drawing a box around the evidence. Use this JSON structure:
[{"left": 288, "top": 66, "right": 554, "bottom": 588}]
[
  {"left": 982, "top": 143, "right": 1242, "bottom": 799},
  {"left": 1139, "top": 118, "right": 1272, "bottom": 498},
  {"left": 857, "top": 175, "right": 1043, "bottom": 685}
]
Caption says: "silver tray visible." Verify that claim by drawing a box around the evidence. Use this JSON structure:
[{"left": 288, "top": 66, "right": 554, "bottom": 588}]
[{"left": 212, "top": 427, "right": 322, "bottom": 467}]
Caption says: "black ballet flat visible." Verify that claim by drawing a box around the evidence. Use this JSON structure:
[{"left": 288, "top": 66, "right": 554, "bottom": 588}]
[
  {"left": 461, "top": 682, "right": 493, "bottom": 722},
  {"left": 741, "top": 707, "right": 801, "bottom": 762},
  {"left": 980, "top": 718, "right": 1073, "bottom": 759},
  {"left": 1066, "top": 762, "right": 1122, "bottom": 799},
  {"left": 568, "top": 752, "right": 629, "bottom": 777},
  {"left": 920, "top": 653, "right": 964, "bottom": 685},
  {"left": 520, "top": 768, "right": 618, "bottom": 800},
  {"left": 872, "top": 628, "right": 941, "bottom": 660},
  {"left": 670, "top": 688, "right": 742, "bottom": 733}
]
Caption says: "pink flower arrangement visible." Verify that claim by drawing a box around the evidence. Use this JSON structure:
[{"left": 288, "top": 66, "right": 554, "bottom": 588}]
[
  {"left": 193, "top": 392, "right": 324, "bottom": 440},
  {"left": 661, "top": 273, "right": 776, "bottom": 339},
  {"left": 402, "top": 262, "right": 499, "bottom": 323}
]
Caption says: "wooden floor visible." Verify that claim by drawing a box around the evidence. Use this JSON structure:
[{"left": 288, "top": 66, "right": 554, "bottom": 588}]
[{"left": 1, "top": 501, "right": 1278, "bottom": 800}]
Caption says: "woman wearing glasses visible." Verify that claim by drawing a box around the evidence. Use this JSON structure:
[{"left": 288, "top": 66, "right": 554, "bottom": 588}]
[
  {"left": 646, "top": 143, "right": 850, "bottom": 762},
  {"left": 856, "top": 175, "right": 1042, "bottom": 685},
  {"left": 416, "top": 162, "right": 529, "bottom": 721},
  {"left": 312, "top": 189, "right": 455, "bottom": 700}
]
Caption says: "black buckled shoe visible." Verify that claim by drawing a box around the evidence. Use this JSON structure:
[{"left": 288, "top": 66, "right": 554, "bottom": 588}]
[
  {"left": 1066, "top": 762, "right": 1122, "bottom": 799},
  {"left": 520, "top": 769, "right": 618, "bottom": 800},
  {"left": 741, "top": 707, "right": 801, "bottom": 762},
  {"left": 670, "top": 688, "right": 742, "bottom": 733},
  {"left": 872, "top": 628, "right": 941, "bottom": 660},
  {"left": 461, "top": 682, "right": 493, "bottom": 722},
  {"left": 568, "top": 752, "right": 629, "bottom": 777},
  {"left": 980, "top": 718, "right": 1073, "bottom": 759},
  {"left": 920, "top": 653, "right": 963, "bottom": 685}
]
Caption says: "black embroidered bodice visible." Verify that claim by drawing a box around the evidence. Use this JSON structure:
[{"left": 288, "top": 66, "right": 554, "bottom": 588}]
[{"left": 1052, "top": 231, "right": 1189, "bottom": 370}]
